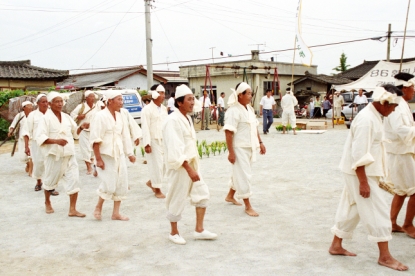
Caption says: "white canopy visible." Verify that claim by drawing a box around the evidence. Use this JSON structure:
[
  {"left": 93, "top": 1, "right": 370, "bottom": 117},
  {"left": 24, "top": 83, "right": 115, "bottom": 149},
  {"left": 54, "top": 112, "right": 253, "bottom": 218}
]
[{"left": 333, "top": 60, "right": 415, "bottom": 92}]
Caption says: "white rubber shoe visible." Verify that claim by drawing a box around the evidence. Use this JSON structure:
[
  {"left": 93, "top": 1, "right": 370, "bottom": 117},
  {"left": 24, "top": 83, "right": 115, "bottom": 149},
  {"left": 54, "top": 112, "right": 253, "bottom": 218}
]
[
  {"left": 169, "top": 234, "right": 186, "bottom": 245},
  {"left": 193, "top": 230, "right": 218, "bottom": 240}
]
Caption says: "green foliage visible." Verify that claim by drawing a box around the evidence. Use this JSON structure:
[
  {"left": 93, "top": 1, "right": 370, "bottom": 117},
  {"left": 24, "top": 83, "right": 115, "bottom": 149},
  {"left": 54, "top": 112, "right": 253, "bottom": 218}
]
[
  {"left": 198, "top": 144, "right": 203, "bottom": 159},
  {"left": 140, "top": 147, "right": 145, "bottom": 157},
  {"left": 275, "top": 124, "right": 301, "bottom": 132},
  {"left": 139, "top": 90, "right": 148, "bottom": 96},
  {"left": 0, "top": 118, "right": 10, "bottom": 140},
  {"left": 0, "top": 90, "right": 25, "bottom": 107},
  {"left": 332, "top": 52, "right": 351, "bottom": 73},
  {"left": 196, "top": 140, "right": 227, "bottom": 158}
]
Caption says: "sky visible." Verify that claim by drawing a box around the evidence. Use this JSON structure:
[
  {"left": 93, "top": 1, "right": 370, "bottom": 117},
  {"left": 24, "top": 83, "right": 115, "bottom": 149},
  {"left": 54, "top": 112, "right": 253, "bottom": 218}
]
[{"left": 1, "top": 0, "right": 414, "bottom": 75}]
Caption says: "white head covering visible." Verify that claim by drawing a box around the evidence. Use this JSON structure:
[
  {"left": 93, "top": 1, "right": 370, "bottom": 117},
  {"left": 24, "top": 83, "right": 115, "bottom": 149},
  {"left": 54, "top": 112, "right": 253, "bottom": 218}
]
[
  {"left": 106, "top": 90, "right": 122, "bottom": 100},
  {"left": 84, "top": 90, "right": 95, "bottom": 97},
  {"left": 22, "top": 101, "right": 33, "bottom": 107},
  {"left": 175, "top": 84, "right": 193, "bottom": 99},
  {"left": 47, "top": 91, "right": 62, "bottom": 102},
  {"left": 97, "top": 100, "right": 106, "bottom": 108},
  {"left": 151, "top": 91, "right": 160, "bottom": 99},
  {"left": 395, "top": 78, "right": 415, "bottom": 87},
  {"left": 36, "top": 94, "right": 47, "bottom": 102},
  {"left": 372, "top": 87, "right": 398, "bottom": 104},
  {"left": 227, "top": 82, "right": 251, "bottom": 106},
  {"left": 156, "top": 84, "right": 165, "bottom": 92}
]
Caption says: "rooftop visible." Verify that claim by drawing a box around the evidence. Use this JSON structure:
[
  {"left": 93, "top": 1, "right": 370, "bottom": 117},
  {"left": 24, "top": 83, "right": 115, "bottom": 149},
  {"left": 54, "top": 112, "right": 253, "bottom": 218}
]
[{"left": 0, "top": 60, "right": 69, "bottom": 79}]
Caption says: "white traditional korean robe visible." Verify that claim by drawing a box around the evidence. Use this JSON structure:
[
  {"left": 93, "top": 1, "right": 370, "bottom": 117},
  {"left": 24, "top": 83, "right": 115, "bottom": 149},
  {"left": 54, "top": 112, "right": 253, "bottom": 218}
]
[
  {"left": 90, "top": 108, "right": 134, "bottom": 201},
  {"left": 281, "top": 94, "right": 298, "bottom": 128},
  {"left": 384, "top": 97, "right": 415, "bottom": 196},
  {"left": 224, "top": 102, "right": 260, "bottom": 199},
  {"left": 36, "top": 110, "right": 80, "bottom": 195},
  {"left": 25, "top": 110, "right": 46, "bottom": 179},
  {"left": 332, "top": 103, "right": 392, "bottom": 242},
  {"left": 10, "top": 111, "right": 29, "bottom": 163},
  {"left": 120, "top": 108, "right": 142, "bottom": 143},
  {"left": 70, "top": 102, "right": 98, "bottom": 163},
  {"left": 141, "top": 101, "right": 168, "bottom": 189},
  {"left": 333, "top": 95, "right": 345, "bottom": 118},
  {"left": 163, "top": 110, "right": 209, "bottom": 222}
]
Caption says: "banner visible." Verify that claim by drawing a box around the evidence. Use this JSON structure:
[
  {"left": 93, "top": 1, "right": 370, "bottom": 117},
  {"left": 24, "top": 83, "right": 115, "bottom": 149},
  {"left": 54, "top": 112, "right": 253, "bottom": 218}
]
[{"left": 295, "top": 0, "right": 313, "bottom": 66}]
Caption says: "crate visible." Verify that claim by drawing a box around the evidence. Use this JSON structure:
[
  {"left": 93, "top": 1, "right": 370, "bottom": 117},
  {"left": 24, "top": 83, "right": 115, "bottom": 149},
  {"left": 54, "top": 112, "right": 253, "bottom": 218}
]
[
  {"left": 306, "top": 121, "right": 327, "bottom": 130},
  {"left": 296, "top": 123, "right": 307, "bottom": 130}
]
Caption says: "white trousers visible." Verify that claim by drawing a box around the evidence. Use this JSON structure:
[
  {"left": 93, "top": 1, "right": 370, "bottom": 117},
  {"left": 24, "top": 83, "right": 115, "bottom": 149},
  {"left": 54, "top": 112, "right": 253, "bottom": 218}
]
[
  {"left": 229, "top": 147, "right": 253, "bottom": 199},
  {"left": 31, "top": 141, "right": 44, "bottom": 180},
  {"left": 281, "top": 110, "right": 296, "bottom": 128},
  {"left": 97, "top": 154, "right": 128, "bottom": 201},
  {"left": 386, "top": 152, "right": 415, "bottom": 196},
  {"left": 165, "top": 161, "right": 210, "bottom": 222},
  {"left": 334, "top": 107, "right": 342, "bottom": 118},
  {"left": 331, "top": 173, "right": 392, "bottom": 242},
  {"left": 79, "top": 130, "right": 93, "bottom": 163},
  {"left": 145, "top": 139, "right": 164, "bottom": 189},
  {"left": 17, "top": 138, "right": 29, "bottom": 163},
  {"left": 43, "top": 155, "right": 80, "bottom": 195}
]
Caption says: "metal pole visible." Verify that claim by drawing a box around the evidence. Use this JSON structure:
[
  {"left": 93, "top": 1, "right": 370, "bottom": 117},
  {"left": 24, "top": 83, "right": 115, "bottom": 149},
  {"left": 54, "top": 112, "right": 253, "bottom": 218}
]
[
  {"left": 387, "top": 24, "right": 391, "bottom": 61},
  {"left": 400, "top": 0, "right": 411, "bottom": 71},
  {"left": 209, "top": 47, "right": 215, "bottom": 63},
  {"left": 145, "top": 0, "right": 153, "bottom": 91}
]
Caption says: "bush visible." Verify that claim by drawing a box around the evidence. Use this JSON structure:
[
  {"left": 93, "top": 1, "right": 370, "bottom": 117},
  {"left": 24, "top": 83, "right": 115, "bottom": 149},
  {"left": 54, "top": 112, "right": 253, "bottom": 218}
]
[{"left": 0, "top": 118, "right": 10, "bottom": 140}]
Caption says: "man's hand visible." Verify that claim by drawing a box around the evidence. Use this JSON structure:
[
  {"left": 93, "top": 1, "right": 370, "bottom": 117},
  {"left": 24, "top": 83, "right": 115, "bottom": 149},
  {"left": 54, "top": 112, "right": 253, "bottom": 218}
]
[
  {"left": 7, "top": 128, "right": 14, "bottom": 137},
  {"left": 25, "top": 147, "right": 31, "bottom": 156},
  {"left": 55, "top": 139, "right": 68, "bottom": 147},
  {"left": 96, "top": 158, "right": 105, "bottom": 170},
  {"left": 134, "top": 139, "right": 140, "bottom": 146},
  {"left": 259, "top": 144, "right": 266, "bottom": 155},
  {"left": 80, "top": 122, "right": 90, "bottom": 130},
  {"left": 359, "top": 181, "right": 370, "bottom": 198},
  {"left": 128, "top": 155, "right": 136, "bottom": 164},
  {"left": 228, "top": 151, "right": 236, "bottom": 164},
  {"left": 77, "top": 114, "right": 86, "bottom": 120},
  {"left": 186, "top": 167, "right": 200, "bottom": 182},
  {"left": 145, "top": 145, "right": 152, "bottom": 154}
]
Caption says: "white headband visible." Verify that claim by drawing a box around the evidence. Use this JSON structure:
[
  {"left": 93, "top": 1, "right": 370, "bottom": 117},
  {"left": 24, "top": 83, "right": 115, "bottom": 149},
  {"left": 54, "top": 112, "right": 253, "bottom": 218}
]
[
  {"left": 106, "top": 90, "right": 122, "bottom": 100},
  {"left": 36, "top": 94, "right": 47, "bottom": 102},
  {"left": 156, "top": 85, "right": 165, "bottom": 92},
  {"left": 84, "top": 90, "right": 95, "bottom": 97},
  {"left": 151, "top": 91, "right": 160, "bottom": 99},
  {"left": 372, "top": 87, "right": 398, "bottom": 105},
  {"left": 47, "top": 92, "right": 62, "bottom": 102},
  {"left": 175, "top": 84, "right": 193, "bottom": 99},
  {"left": 227, "top": 82, "right": 251, "bottom": 106},
  {"left": 22, "top": 101, "right": 33, "bottom": 107}
]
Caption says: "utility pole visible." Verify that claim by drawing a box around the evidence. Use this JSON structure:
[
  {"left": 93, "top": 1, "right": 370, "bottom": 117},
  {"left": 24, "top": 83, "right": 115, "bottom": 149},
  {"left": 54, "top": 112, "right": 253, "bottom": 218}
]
[
  {"left": 209, "top": 47, "right": 215, "bottom": 63},
  {"left": 249, "top": 43, "right": 266, "bottom": 51},
  {"left": 144, "top": 0, "right": 153, "bottom": 91},
  {"left": 387, "top": 24, "right": 391, "bottom": 61}
]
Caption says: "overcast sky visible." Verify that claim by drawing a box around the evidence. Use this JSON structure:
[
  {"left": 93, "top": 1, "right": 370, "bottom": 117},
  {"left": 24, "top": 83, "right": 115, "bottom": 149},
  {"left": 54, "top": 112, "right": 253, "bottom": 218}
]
[{"left": 1, "top": 0, "right": 414, "bottom": 75}]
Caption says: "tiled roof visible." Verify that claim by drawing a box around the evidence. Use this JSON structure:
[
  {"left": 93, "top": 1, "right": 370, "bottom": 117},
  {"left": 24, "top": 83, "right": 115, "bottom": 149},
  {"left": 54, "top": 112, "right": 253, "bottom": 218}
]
[
  {"left": 290, "top": 72, "right": 352, "bottom": 85},
  {"left": 0, "top": 60, "right": 69, "bottom": 79},
  {"left": 338, "top": 57, "right": 415, "bottom": 80},
  {"left": 58, "top": 66, "right": 167, "bottom": 88}
]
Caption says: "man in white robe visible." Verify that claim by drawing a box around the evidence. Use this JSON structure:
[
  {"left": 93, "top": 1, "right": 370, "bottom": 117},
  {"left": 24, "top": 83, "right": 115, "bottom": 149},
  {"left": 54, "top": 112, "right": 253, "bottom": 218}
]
[
  {"left": 36, "top": 92, "right": 85, "bottom": 217},
  {"left": 90, "top": 91, "right": 136, "bottom": 221},
  {"left": 9, "top": 101, "right": 33, "bottom": 175},
  {"left": 329, "top": 87, "right": 408, "bottom": 271},
  {"left": 333, "top": 91, "right": 345, "bottom": 125},
  {"left": 281, "top": 90, "right": 298, "bottom": 134},
  {"left": 142, "top": 84, "right": 168, "bottom": 198},
  {"left": 70, "top": 90, "right": 98, "bottom": 175},
  {"left": 24, "top": 94, "right": 58, "bottom": 195},
  {"left": 163, "top": 84, "right": 217, "bottom": 245},
  {"left": 383, "top": 74, "right": 415, "bottom": 238},
  {"left": 223, "top": 82, "right": 266, "bottom": 217}
]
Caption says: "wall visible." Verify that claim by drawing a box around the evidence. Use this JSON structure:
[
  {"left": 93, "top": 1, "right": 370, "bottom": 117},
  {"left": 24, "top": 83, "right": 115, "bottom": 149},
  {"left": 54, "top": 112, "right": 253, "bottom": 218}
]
[
  {"left": 294, "top": 79, "right": 327, "bottom": 93},
  {"left": 117, "top": 73, "right": 160, "bottom": 91},
  {"left": 0, "top": 79, "right": 55, "bottom": 90}
]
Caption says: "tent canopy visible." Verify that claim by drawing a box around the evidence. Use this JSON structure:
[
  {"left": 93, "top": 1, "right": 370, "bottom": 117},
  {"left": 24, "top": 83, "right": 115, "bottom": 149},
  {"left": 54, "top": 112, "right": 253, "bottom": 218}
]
[{"left": 333, "top": 60, "right": 415, "bottom": 92}]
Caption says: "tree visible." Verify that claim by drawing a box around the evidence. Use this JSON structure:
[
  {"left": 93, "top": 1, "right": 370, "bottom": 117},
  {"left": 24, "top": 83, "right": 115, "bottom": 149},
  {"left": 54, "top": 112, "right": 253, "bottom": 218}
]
[{"left": 332, "top": 52, "right": 351, "bottom": 73}]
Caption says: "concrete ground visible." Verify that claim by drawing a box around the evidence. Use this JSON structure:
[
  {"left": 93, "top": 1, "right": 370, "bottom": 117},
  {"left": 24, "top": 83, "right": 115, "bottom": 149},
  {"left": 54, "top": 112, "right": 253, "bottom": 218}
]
[{"left": 0, "top": 119, "right": 413, "bottom": 275}]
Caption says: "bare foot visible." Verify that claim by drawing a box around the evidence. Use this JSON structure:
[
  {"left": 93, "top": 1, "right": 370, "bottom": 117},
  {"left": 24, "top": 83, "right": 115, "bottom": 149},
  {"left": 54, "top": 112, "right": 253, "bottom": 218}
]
[
  {"left": 111, "top": 214, "right": 129, "bottom": 221},
  {"left": 392, "top": 224, "right": 404, "bottom": 233},
  {"left": 402, "top": 225, "right": 415, "bottom": 238},
  {"left": 45, "top": 203, "right": 54, "bottom": 214},
  {"left": 146, "top": 181, "right": 155, "bottom": 192},
  {"left": 86, "top": 169, "right": 92, "bottom": 175},
  {"left": 93, "top": 207, "right": 102, "bottom": 220},
  {"left": 329, "top": 245, "right": 357, "bottom": 256},
  {"left": 154, "top": 189, "right": 166, "bottom": 198},
  {"left": 68, "top": 211, "right": 86, "bottom": 218},
  {"left": 225, "top": 197, "right": 242, "bottom": 206},
  {"left": 378, "top": 256, "right": 408, "bottom": 271},
  {"left": 93, "top": 170, "right": 98, "bottom": 177},
  {"left": 245, "top": 207, "right": 259, "bottom": 217}
]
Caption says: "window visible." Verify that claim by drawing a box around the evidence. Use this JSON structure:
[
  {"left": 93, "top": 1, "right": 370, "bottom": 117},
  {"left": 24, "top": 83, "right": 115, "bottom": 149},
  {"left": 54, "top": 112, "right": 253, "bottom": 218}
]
[
  {"left": 263, "top": 81, "right": 279, "bottom": 96},
  {"left": 200, "top": 85, "right": 217, "bottom": 104}
]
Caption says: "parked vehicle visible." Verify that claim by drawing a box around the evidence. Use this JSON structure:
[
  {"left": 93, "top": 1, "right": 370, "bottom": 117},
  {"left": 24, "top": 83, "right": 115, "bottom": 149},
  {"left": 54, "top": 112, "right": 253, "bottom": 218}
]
[{"left": 325, "top": 98, "right": 373, "bottom": 121}]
